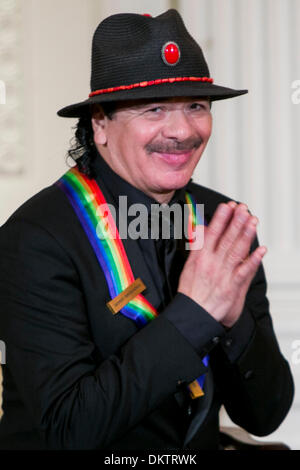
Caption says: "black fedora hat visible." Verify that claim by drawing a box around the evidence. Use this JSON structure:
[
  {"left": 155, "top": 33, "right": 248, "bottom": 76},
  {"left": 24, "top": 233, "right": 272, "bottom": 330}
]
[{"left": 57, "top": 9, "right": 248, "bottom": 118}]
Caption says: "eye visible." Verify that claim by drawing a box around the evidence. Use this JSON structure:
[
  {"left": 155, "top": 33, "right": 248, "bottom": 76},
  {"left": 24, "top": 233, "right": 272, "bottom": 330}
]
[
  {"left": 190, "top": 103, "right": 201, "bottom": 109},
  {"left": 143, "top": 106, "right": 166, "bottom": 118},
  {"left": 147, "top": 106, "right": 163, "bottom": 113},
  {"left": 189, "top": 102, "right": 210, "bottom": 113}
]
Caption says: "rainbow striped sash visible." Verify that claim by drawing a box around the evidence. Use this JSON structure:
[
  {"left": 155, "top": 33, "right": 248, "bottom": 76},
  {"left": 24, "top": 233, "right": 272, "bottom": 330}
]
[{"left": 56, "top": 166, "right": 209, "bottom": 398}]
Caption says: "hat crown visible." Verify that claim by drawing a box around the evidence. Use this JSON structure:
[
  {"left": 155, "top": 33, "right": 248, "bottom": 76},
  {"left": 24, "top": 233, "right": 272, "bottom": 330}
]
[
  {"left": 57, "top": 8, "right": 248, "bottom": 118},
  {"left": 90, "top": 9, "right": 210, "bottom": 91}
]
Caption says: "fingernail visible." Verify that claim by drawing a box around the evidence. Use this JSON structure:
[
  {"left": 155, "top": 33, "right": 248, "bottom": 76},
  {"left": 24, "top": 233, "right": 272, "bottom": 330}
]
[
  {"left": 255, "top": 247, "right": 267, "bottom": 261},
  {"left": 219, "top": 204, "right": 230, "bottom": 215},
  {"left": 250, "top": 216, "right": 259, "bottom": 226}
]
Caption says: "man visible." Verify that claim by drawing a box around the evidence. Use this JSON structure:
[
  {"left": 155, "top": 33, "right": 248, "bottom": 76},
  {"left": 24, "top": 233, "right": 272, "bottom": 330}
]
[{"left": 0, "top": 10, "right": 294, "bottom": 450}]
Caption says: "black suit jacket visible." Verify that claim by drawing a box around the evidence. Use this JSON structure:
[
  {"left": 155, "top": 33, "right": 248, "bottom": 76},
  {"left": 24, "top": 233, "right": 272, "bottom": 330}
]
[{"left": 0, "top": 160, "right": 294, "bottom": 450}]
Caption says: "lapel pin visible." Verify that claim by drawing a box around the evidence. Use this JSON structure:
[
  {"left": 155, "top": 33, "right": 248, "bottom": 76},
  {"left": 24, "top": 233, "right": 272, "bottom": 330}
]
[{"left": 107, "top": 278, "right": 146, "bottom": 315}]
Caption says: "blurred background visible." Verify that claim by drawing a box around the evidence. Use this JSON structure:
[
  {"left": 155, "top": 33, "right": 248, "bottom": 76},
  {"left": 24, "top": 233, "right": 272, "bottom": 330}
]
[{"left": 0, "top": 0, "right": 299, "bottom": 449}]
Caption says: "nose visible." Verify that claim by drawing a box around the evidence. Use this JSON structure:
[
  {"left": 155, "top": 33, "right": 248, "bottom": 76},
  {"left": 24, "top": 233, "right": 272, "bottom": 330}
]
[{"left": 161, "top": 109, "right": 195, "bottom": 141}]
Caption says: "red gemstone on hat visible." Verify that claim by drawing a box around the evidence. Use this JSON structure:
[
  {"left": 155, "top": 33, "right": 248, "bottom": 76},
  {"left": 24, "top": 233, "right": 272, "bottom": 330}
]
[
  {"left": 143, "top": 14, "right": 152, "bottom": 17},
  {"left": 162, "top": 42, "right": 180, "bottom": 66}
]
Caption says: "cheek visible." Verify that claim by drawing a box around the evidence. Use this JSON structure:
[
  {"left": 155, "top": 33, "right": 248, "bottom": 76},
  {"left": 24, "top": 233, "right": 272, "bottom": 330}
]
[
  {"left": 134, "top": 122, "right": 160, "bottom": 144},
  {"left": 106, "top": 125, "right": 150, "bottom": 171},
  {"left": 120, "top": 124, "right": 159, "bottom": 157},
  {"left": 192, "top": 113, "right": 213, "bottom": 139},
  {"left": 202, "top": 116, "right": 213, "bottom": 140},
  {"left": 105, "top": 124, "right": 130, "bottom": 156}
]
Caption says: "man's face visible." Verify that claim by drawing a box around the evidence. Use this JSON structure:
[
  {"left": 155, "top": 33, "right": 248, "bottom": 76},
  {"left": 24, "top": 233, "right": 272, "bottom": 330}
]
[{"left": 92, "top": 97, "right": 212, "bottom": 201}]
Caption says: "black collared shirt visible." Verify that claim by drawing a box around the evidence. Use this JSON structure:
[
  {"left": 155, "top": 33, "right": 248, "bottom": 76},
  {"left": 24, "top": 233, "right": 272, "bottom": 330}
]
[
  {"left": 91, "top": 152, "right": 190, "bottom": 309},
  {"left": 90, "top": 151, "right": 255, "bottom": 371}
]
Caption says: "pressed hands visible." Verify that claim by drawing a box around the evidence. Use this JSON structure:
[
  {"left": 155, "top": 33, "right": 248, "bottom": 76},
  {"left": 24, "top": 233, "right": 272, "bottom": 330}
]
[{"left": 178, "top": 202, "right": 267, "bottom": 328}]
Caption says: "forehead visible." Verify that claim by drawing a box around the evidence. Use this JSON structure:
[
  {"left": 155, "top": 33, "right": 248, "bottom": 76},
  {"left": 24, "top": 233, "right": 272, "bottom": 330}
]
[{"left": 113, "top": 96, "right": 210, "bottom": 110}]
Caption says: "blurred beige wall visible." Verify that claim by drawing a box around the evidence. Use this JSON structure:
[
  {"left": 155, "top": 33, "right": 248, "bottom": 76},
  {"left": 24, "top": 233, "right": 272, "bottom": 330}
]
[
  {"left": 0, "top": 0, "right": 97, "bottom": 225},
  {"left": 0, "top": 0, "right": 299, "bottom": 449}
]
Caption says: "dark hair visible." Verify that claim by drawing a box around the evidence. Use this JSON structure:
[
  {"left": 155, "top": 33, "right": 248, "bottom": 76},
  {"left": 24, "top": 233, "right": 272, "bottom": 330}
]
[{"left": 66, "top": 102, "right": 116, "bottom": 178}]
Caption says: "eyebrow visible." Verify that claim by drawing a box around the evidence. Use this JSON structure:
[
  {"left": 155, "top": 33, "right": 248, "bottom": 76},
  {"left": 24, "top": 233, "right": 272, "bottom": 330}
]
[
  {"left": 114, "top": 97, "right": 212, "bottom": 113},
  {"left": 134, "top": 99, "right": 210, "bottom": 107}
]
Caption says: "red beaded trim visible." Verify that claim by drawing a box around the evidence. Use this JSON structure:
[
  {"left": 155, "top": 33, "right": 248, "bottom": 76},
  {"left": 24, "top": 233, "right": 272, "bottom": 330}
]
[{"left": 89, "top": 77, "right": 214, "bottom": 98}]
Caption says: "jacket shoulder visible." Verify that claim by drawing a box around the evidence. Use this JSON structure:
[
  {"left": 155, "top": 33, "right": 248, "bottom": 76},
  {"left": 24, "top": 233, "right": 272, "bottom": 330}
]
[
  {"left": 187, "top": 180, "right": 241, "bottom": 220},
  {"left": 6, "top": 184, "right": 63, "bottom": 221},
  {"left": 1, "top": 178, "right": 82, "bottom": 251},
  {"left": 4, "top": 176, "right": 74, "bottom": 220}
]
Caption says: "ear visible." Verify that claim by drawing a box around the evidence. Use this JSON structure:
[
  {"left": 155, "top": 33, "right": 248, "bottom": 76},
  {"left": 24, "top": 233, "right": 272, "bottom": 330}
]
[{"left": 91, "top": 105, "right": 108, "bottom": 146}]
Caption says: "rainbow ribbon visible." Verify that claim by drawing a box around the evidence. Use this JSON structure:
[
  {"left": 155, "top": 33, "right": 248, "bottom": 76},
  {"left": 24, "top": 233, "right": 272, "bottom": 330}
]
[{"left": 56, "top": 166, "right": 209, "bottom": 398}]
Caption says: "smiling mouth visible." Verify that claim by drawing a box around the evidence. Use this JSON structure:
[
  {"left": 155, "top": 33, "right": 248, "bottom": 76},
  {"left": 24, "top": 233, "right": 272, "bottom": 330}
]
[
  {"left": 145, "top": 136, "right": 203, "bottom": 167},
  {"left": 153, "top": 150, "right": 194, "bottom": 166}
]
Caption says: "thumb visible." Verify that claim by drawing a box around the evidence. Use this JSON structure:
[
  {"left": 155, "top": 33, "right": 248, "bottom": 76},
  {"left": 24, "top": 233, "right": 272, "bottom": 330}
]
[{"left": 186, "top": 224, "right": 206, "bottom": 252}]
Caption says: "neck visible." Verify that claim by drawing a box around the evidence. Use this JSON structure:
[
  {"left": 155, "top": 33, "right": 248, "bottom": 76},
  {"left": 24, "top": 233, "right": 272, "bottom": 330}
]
[{"left": 142, "top": 188, "right": 175, "bottom": 204}]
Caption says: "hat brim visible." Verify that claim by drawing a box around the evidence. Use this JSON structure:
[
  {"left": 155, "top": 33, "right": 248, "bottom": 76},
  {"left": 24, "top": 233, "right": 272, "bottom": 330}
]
[{"left": 57, "top": 81, "right": 248, "bottom": 118}]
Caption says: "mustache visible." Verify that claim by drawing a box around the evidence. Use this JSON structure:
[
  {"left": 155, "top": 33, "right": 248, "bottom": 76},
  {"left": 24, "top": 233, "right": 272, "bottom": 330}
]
[{"left": 145, "top": 136, "right": 203, "bottom": 154}]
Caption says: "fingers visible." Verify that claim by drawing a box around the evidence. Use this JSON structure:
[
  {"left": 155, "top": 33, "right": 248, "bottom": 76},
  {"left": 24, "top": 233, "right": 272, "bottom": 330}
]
[
  {"left": 205, "top": 201, "right": 252, "bottom": 254},
  {"left": 215, "top": 203, "right": 251, "bottom": 256},
  {"left": 233, "top": 245, "right": 267, "bottom": 286},
  {"left": 187, "top": 224, "right": 205, "bottom": 252},
  {"left": 193, "top": 201, "right": 262, "bottom": 275},
  {"left": 204, "top": 202, "right": 237, "bottom": 251},
  {"left": 222, "top": 214, "right": 259, "bottom": 268}
]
